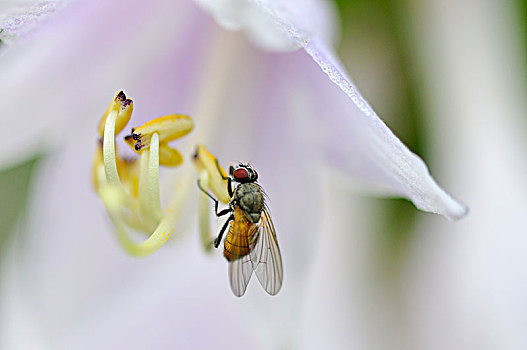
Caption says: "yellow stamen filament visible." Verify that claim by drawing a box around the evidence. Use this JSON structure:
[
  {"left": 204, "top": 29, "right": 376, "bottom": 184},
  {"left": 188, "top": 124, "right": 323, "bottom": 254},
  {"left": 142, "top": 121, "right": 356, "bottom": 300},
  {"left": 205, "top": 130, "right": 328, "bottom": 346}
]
[
  {"left": 100, "top": 166, "right": 192, "bottom": 257},
  {"left": 141, "top": 132, "right": 162, "bottom": 227},
  {"left": 102, "top": 108, "right": 124, "bottom": 189},
  {"left": 95, "top": 91, "right": 193, "bottom": 256},
  {"left": 198, "top": 187, "right": 213, "bottom": 253}
]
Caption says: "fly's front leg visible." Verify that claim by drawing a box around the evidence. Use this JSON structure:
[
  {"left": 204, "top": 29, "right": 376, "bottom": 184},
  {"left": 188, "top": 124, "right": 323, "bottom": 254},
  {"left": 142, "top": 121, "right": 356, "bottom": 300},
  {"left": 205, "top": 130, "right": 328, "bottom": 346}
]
[
  {"left": 198, "top": 178, "right": 233, "bottom": 249},
  {"left": 215, "top": 214, "right": 234, "bottom": 248},
  {"left": 197, "top": 179, "right": 232, "bottom": 217},
  {"left": 214, "top": 158, "right": 234, "bottom": 197},
  {"left": 214, "top": 158, "right": 230, "bottom": 180},
  {"left": 215, "top": 206, "right": 231, "bottom": 217}
]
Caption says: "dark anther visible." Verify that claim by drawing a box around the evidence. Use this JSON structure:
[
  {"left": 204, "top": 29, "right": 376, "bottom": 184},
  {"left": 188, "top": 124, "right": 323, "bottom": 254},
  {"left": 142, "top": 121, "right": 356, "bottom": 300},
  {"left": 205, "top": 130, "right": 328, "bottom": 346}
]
[
  {"left": 115, "top": 91, "right": 126, "bottom": 102},
  {"left": 122, "top": 99, "right": 132, "bottom": 108}
]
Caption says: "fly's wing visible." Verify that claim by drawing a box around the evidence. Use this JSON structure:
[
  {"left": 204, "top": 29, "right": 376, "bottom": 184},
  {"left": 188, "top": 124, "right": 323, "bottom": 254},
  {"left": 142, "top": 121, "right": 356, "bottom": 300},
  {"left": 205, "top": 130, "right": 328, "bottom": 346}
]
[
  {"left": 228, "top": 255, "right": 253, "bottom": 297},
  {"left": 228, "top": 224, "right": 259, "bottom": 297},
  {"left": 250, "top": 208, "right": 283, "bottom": 295}
]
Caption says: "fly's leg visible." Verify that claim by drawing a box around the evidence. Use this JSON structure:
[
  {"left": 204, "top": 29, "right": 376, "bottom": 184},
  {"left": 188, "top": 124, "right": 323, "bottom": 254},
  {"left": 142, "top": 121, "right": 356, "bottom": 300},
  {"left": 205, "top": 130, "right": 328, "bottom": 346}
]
[
  {"left": 215, "top": 214, "right": 234, "bottom": 248},
  {"left": 198, "top": 178, "right": 233, "bottom": 249},
  {"left": 214, "top": 158, "right": 233, "bottom": 197},
  {"left": 214, "top": 158, "right": 230, "bottom": 180},
  {"left": 197, "top": 179, "right": 231, "bottom": 216},
  {"left": 197, "top": 178, "right": 217, "bottom": 202}
]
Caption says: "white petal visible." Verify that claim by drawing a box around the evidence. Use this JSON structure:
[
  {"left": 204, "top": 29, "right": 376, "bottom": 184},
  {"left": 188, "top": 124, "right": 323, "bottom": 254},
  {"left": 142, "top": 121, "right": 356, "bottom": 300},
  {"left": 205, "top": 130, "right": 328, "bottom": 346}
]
[
  {"left": 0, "top": 1, "right": 64, "bottom": 45},
  {"left": 245, "top": 0, "right": 468, "bottom": 220},
  {"left": 194, "top": 0, "right": 338, "bottom": 51}
]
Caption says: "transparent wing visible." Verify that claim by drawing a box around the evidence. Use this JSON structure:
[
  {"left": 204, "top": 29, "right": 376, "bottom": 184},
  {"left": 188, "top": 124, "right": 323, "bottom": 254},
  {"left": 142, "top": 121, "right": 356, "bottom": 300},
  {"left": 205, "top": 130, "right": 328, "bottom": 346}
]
[
  {"left": 227, "top": 223, "right": 259, "bottom": 297},
  {"left": 228, "top": 254, "right": 254, "bottom": 297},
  {"left": 250, "top": 208, "right": 283, "bottom": 296}
]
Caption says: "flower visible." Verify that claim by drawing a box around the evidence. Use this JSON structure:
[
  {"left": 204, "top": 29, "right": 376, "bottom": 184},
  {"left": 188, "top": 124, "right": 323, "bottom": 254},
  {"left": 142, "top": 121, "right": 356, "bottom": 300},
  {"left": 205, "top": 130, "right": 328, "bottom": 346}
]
[{"left": 0, "top": 0, "right": 468, "bottom": 348}]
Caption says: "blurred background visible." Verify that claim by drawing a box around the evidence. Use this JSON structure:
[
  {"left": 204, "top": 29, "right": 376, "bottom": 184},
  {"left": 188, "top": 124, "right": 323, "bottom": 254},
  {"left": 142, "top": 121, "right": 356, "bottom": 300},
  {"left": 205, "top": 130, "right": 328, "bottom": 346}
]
[{"left": 1, "top": 0, "right": 527, "bottom": 349}]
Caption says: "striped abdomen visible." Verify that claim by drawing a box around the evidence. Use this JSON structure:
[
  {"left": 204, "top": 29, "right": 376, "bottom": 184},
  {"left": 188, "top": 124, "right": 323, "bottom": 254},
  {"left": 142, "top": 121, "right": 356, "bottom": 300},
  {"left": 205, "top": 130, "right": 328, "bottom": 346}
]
[{"left": 224, "top": 207, "right": 259, "bottom": 262}]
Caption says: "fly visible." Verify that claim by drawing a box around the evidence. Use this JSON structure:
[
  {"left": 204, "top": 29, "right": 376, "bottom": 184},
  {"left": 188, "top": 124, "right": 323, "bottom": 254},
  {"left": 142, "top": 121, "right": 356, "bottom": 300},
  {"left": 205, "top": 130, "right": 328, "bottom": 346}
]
[{"left": 198, "top": 160, "right": 283, "bottom": 297}]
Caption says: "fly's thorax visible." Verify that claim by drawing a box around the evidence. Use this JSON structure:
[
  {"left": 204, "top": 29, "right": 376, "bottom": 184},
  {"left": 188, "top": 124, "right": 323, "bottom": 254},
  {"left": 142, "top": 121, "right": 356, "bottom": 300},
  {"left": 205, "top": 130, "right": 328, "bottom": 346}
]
[{"left": 232, "top": 183, "right": 264, "bottom": 223}]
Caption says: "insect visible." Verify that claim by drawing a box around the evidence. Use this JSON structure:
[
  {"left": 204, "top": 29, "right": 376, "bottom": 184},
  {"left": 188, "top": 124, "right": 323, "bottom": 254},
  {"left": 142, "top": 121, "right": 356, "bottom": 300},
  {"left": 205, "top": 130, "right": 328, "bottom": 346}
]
[{"left": 198, "top": 161, "right": 283, "bottom": 297}]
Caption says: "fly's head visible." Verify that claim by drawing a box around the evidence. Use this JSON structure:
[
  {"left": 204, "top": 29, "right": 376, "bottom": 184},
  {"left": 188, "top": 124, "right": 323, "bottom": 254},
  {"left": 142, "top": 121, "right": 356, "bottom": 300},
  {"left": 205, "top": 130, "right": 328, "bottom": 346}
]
[{"left": 229, "top": 164, "right": 258, "bottom": 183}]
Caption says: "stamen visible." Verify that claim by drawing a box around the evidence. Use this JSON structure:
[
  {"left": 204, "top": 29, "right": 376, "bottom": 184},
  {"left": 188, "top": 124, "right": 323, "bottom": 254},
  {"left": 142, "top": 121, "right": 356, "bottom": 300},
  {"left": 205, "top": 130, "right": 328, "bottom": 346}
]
[
  {"left": 137, "top": 132, "right": 162, "bottom": 227},
  {"left": 98, "top": 91, "right": 133, "bottom": 137},
  {"left": 94, "top": 91, "right": 194, "bottom": 257},
  {"left": 118, "top": 158, "right": 139, "bottom": 198},
  {"left": 194, "top": 144, "right": 230, "bottom": 203},
  {"left": 193, "top": 145, "right": 230, "bottom": 250},
  {"left": 102, "top": 108, "right": 125, "bottom": 190},
  {"left": 130, "top": 114, "right": 193, "bottom": 151},
  {"left": 198, "top": 184, "right": 213, "bottom": 253},
  {"left": 147, "top": 133, "right": 162, "bottom": 220},
  {"left": 125, "top": 134, "right": 184, "bottom": 167},
  {"left": 158, "top": 144, "right": 184, "bottom": 167},
  {"left": 100, "top": 166, "right": 193, "bottom": 257}
]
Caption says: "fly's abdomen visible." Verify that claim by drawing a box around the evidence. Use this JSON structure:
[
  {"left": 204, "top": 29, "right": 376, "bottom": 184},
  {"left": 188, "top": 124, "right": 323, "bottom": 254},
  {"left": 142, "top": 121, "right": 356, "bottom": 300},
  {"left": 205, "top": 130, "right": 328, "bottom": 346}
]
[{"left": 224, "top": 207, "right": 259, "bottom": 262}]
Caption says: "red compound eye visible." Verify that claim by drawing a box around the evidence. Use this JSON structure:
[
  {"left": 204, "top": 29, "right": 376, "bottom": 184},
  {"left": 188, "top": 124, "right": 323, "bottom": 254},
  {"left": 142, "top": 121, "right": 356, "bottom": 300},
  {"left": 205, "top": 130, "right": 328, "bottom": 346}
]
[{"left": 233, "top": 168, "right": 248, "bottom": 180}]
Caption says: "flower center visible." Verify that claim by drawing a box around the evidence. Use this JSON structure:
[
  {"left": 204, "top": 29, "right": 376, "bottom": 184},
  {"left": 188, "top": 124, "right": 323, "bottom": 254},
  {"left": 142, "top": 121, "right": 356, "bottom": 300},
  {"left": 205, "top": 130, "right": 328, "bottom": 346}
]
[{"left": 93, "top": 91, "right": 193, "bottom": 257}]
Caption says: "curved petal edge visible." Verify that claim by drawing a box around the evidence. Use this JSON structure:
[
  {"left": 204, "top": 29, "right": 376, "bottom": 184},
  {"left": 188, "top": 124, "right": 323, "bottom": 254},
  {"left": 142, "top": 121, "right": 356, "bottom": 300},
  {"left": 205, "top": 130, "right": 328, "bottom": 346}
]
[{"left": 249, "top": 0, "right": 469, "bottom": 220}]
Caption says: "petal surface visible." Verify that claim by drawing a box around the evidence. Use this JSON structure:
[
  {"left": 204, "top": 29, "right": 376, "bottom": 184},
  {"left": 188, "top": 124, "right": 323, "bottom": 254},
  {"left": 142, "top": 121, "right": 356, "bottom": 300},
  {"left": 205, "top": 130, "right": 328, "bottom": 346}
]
[
  {"left": 194, "top": 0, "right": 337, "bottom": 51},
  {"left": 0, "top": 1, "right": 63, "bottom": 45},
  {"left": 246, "top": 0, "right": 467, "bottom": 219},
  {"left": 0, "top": 0, "right": 215, "bottom": 165}
]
